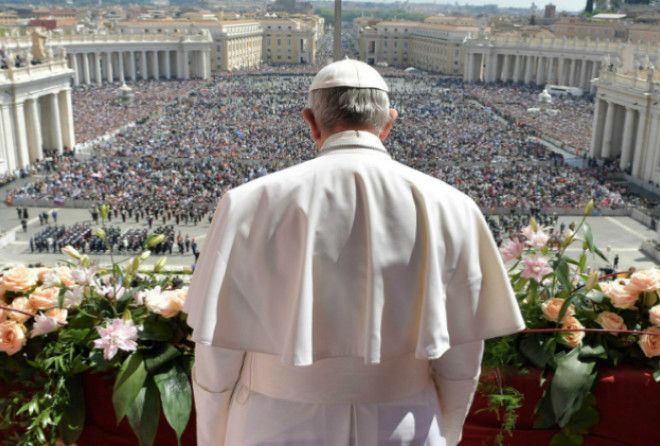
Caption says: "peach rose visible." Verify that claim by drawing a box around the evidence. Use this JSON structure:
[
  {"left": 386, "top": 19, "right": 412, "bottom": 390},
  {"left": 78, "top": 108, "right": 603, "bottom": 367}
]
[
  {"left": 638, "top": 326, "right": 660, "bottom": 358},
  {"left": 600, "top": 279, "right": 639, "bottom": 310},
  {"left": 649, "top": 305, "right": 660, "bottom": 327},
  {"left": 8, "top": 297, "right": 33, "bottom": 323},
  {"left": 0, "top": 266, "right": 38, "bottom": 294},
  {"left": 0, "top": 320, "right": 27, "bottom": 356},
  {"left": 626, "top": 269, "right": 660, "bottom": 294},
  {"left": 560, "top": 316, "right": 585, "bottom": 348},
  {"left": 541, "top": 298, "right": 575, "bottom": 323},
  {"left": 29, "top": 287, "right": 60, "bottom": 311},
  {"left": 595, "top": 311, "right": 627, "bottom": 335},
  {"left": 144, "top": 287, "right": 187, "bottom": 318},
  {"left": 46, "top": 308, "right": 68, "bottom": 324}
]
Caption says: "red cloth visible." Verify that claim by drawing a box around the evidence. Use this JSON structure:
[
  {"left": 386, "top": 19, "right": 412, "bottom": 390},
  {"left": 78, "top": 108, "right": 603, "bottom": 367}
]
[
  {"left": 3, "top": 367, "right": 657, "bottom": 445},
  {"left": 460, "top": 367, "right": 660, "bottom": 446},
  {"left": 77, "top": 373, "right": 196, "bottom": 446}
]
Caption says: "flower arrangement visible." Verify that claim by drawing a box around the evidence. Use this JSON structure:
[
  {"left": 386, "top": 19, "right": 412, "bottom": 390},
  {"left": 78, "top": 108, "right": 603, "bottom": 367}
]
[
  {"left": 0, "top": 206, "right": 192, "bottom": 446},
  {"left": 482, "top": 200, "right": 660, "bottom": 446},
  {"left": 1, "top": 201, "right": 658, "bottom": 446}
]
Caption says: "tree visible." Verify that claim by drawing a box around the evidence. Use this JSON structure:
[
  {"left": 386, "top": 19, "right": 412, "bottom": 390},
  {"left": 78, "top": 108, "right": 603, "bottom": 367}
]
[{"left": 585, "top": 0, "right": 594, "bottom": 13}]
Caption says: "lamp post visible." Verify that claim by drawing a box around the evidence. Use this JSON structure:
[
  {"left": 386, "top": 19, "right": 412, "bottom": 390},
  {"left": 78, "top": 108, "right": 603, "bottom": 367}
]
[{"left": 333, "top": 0, "right": 342, "bottom": 60}]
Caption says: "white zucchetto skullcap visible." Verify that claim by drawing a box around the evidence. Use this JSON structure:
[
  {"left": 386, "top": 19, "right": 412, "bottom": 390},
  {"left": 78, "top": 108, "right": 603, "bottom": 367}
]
[{"left": 309, "top": 58, "right": 389, "bottom": 92}]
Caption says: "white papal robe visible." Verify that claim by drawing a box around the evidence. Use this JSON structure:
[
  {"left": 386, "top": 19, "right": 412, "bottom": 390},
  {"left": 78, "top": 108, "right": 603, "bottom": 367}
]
[{"left": 184, "top": 130, "right": 525, "bottom": 446}]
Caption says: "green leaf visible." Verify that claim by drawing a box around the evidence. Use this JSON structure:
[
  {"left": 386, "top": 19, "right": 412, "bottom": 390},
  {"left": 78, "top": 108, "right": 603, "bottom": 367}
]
[
  {"left": 154, "top": 363, "right": 192, "bottom": 443},
  {"left": 578, "top": 345, "right": 607, "bottom": 361},
  {"left": 593, "top": 246, "right": 609, "bottom": 263},
  {"left": 113, "top": 352, "right": 148, "bottom": 423},
  {"left": 59, "top": 376, "right": 85, "bottom": 444},
  {"left": 140, "top": 316, "right": 175, "bottom": 342},
  {"left": 127, "top": 377, "right": 161, "bottom": 446},
  {"left": 145, "top": 344, "right": 182, "bottom": 374},
  {"left": 533, "top": 387, "right": 556, "bottom": 429},
  {"left": 550, "top": 431, "right": 583, "bottom": 446},
  {"left": 566, "top": 394, "right": 599, "bottom": 435},
  {"left": 557, "top": 295, "right": 576, "bottom": 328},
  {"left": 584, "top": 290, "right": 604, "bottom": 303},
  {"left": 556, "top": 259, "right": 573, "bottom": 293},
  {"left": 520, "top": 335, "right": 554, "bottom": 369},
  {"left": 582, "top": 223, "right": 594, "bottom": 252},
  {"left": 578, "top": 252, "right": 587, "bottom": 274},
  {"left": 551, "top": 349, "right": 597, "bottom": 427}
]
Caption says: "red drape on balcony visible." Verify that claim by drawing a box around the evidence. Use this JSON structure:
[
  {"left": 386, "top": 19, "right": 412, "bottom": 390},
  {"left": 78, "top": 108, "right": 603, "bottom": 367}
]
[{"left": 460, "top": 366, "right": 660, "bottom": 446}]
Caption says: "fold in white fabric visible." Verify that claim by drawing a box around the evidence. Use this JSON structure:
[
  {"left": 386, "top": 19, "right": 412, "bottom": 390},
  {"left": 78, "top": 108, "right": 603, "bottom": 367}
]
[
  {"left": 193, "top": 342, "right": 484, "bottom": 446},
  {"left": 184, "top": 130, "right": 524, "bottom": 366}
]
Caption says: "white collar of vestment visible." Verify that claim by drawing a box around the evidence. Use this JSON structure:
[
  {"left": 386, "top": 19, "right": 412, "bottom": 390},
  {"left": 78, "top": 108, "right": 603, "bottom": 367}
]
[{"left": 317, "top": 130, "right": 390, "bottom": 158}]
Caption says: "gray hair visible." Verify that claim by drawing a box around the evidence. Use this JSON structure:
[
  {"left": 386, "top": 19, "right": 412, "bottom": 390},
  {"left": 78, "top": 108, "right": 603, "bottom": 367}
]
[{"left": 308, "top": 87, "right": 390, "bottom": 133}]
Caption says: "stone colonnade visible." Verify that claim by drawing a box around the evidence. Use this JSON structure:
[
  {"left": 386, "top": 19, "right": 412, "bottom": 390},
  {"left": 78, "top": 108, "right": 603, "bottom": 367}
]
[
  {"left": 589, "top": 71, "right": 660, "bottom": 184},
  {"left": 1, "top": 88, "right": 74, "bottom": 172},
  {"left": 67, "top": 48, "right": 210, "bottom": 86},
  {"left": 465, "top": 51, "right": 603, "bottom": 92}
]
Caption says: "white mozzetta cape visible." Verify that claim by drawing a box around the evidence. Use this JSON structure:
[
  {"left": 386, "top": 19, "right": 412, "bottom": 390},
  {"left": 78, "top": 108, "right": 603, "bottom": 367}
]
[{"left": 185, "top": 131, "right": 525, "bottom": 366}]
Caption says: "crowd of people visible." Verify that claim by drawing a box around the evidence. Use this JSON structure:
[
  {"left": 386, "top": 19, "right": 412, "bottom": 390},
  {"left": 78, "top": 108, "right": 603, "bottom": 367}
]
[
  {"left": 72, "top": 80, "right": 206, "bottom": 143},
  {"left": 29, "top": 221, "right": 197, "bottom": 256},
  {"left": 464, "top": 83, "right": 594, "bottom": 156},
  {"left": 4, "top": 71, "right": 653, "bottom": 236}
]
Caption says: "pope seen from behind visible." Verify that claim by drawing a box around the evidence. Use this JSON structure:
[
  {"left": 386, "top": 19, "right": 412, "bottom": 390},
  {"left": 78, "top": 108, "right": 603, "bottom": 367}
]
[{"left": 183, "top": 59, "right": 526, "bottom": 446}]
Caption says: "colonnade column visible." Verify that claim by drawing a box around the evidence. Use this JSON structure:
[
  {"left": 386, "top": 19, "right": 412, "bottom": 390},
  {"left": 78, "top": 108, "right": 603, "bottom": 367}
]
[
  {"left": 13, "top": 101, "right": 30, "bottom": 168},
  {"left": 536, "top": 56, "right": 544, "bottom": 85},
  {"left": 118, "top": 52, "right": 125, "bottom": 83},
  {"left": 201, "top": 50, "right": 210, "bottom": 79},
  {"left": 601, "top": 101, "right": 615, "bottom": 159},
  {"left": 83, "top": 53, "right": 91, "bottom": 84},
  {"left": 141, "top": 51, "right": 148, "bottom": 80},
  {"left": 579, "top": 59, "right": 588, "bottom": 90},
  {"left": 183, "top": 50, "right": 190, "bottom": 79},
  {"left": 105, "top": 52, "right": 113, "bottom": 82},
  {"left": 94, "top": 53, "right": 102, "bottom": 86},
  {"left": 644, "top": 116, "right": 660, "bottom": 181},
  {"left": 58, "top": 89, "right": 75, "bottom": 151},
  {"left": 590, "top": 99, "right": 605, "bottom": 158},
  {"left": 129, "top": 52, "right": 137, "bottom": 81},
  {"left": 0, "top": 104, "right": 17, "bottom": 171},
  {"left": 558, "top": 58, "right": 566, "bottom": 85},
  {"left": 590, "top": 62, "right": 600, "bottom": 94},
  {"left": 164, "top": 50, "right": 171, "bottom": 80},
  {"left": 70, "top": 54, "right": 79, "bottom": 86},
  {"left": 464, "top": 52, "right": 473, "bottom": 81},
  {"left": 568, "top": 59, "right": 576, "bottom": 86},
  {"left": 632, "top": 109, "right": 648, "bottom": 178},
  {"left": 152, "top": 51, "right": 160, "bottom": 80},
  {"left": 47, "top": 93, "right": 63, "bottom": 155},
  {"left": 502, "top": 54, "right": 511, "bottom": 82},
  {"left": 524, "top": 55, "right": 534, "bottom": 84},
  {"left": 513, "top": 55, "right": 521, "bottom": 83},
  {"left": 26, "top": 98, "right": 43, "bottom": 163},
  {"left": 619, "top": 107, "right": 636, "bottom": 170}
]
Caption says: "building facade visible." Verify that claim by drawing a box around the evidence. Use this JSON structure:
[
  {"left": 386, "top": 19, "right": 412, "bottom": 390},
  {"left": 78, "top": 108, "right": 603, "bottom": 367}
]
[
  {"left": 463, "top": 35, "right": 660, "bottom": 92},
  {"left": 0, "top": 54, "right": 74, "bottom": 174},
  {"left": 116, "top": 19, "right": 262, "bottom": 72},
  {"left": 357, "top": 18, "right": 480, "bottom": 75},
  {"left": 261, "top": 17, "right": 320, "bottom": 65},
  {"left": 590, "top": 68, "right": 660, "bottom": 185},
  {"left": 0, "top": 30, "right": 213, "bottom": 85}
]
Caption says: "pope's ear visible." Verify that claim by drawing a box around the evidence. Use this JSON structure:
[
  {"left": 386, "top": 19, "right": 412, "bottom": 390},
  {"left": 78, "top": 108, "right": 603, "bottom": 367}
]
[
  {"left": 379, "top": 108, "right": 398, "bottom": 141},
  {"left": 303, "top": 108, "right": 322, "bottom": 142}
]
